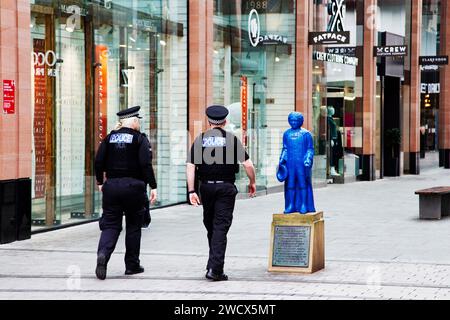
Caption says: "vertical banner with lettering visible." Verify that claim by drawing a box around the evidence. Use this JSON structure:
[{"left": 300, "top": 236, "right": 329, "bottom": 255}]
[
  {"left": 240, "top": 76, "right": 248, "bottom": 147},
  {"left": 95, "top": 45, "right": 108, "bottom": 146},
  {"left": 3, "top": 80, "right": 15, "bottom": 114},
  {"left": 33, "top": 39, "right": 47, "bottom": 199}
]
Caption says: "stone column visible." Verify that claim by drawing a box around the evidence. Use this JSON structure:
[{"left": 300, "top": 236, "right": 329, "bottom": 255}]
[
  {"left": 188, "top": 0, "right": 214, "bottom": 143},
  {"left": 357, "top": 0, "right": 377, "bottom": 181},
  {"left": 439, "top": 0, "right": 450, "bottom": 168},
  {"left": 0, "top": 0, "right": 32, "bottom": 181},
  {"left": 403, "top": 0, "right": 422, "bottom": 174}
]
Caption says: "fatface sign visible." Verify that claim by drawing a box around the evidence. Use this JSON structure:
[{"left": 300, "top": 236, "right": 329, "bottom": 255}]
[
  {"left": 309, "top": 31, "right": 350, "bottom": 45},
  {"left": 308, "top": 0, "right": 349, "bottom": 45},
  {"left": 313, "top": 51, "right": 358, "bottom": 66},
  {"left": 374, "top": 45, "right": 408, "bottom": 57},
  {"left": 419, "top": 56, "right": 449, "bottom": 66},
  {"left": 248, "top": 9, "right": 287, "bottom": 47}
]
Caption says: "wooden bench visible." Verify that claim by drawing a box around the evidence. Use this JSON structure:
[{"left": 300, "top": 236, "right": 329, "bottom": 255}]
[{"left": 415, "top": 187, "right": 450, "bottom": 220}]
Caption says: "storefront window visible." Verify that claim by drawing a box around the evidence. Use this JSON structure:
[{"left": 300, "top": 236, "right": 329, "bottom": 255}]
[
  {"left": 213, "top": 0, "right": 296, "bottom": 192},
  {"left": 30, "top": 0, "right": 187, "bottom": 230},
  {"left": 311, "top": 0, "right": 359, "bottom": 184},
  {"left": 420, "top": 0, "right": 441, "bottom": 156}
]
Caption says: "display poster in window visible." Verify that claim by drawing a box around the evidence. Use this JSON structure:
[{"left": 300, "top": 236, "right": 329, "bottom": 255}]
[
  {"left": 240, "top": 76, "right": 248, "bottom": 147},
  {"left": 3, "top": 80, "right": 15, "bottom": 114},
  {"left": 33, "top": 39, "right": 47, "bottom": 199},
  {"left": 95, "top": 45, "right": 108, "bottom": 146}
]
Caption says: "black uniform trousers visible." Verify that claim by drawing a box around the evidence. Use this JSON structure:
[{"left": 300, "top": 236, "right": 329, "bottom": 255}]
[
  {"left": 200, "top": 182, "right": 238, "bottom": 274},
  {"left": 98, "top": 177, "right": 146, "bottom": 270}
]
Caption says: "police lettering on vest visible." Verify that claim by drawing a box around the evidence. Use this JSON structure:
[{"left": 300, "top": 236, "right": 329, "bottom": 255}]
[{"left": 188, "top": 128, "right": 249, "bottom": 182}]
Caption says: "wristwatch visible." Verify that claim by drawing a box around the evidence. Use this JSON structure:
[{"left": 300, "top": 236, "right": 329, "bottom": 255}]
[{"left": 188, "top": 190, "right": 196, "bottom": 195}]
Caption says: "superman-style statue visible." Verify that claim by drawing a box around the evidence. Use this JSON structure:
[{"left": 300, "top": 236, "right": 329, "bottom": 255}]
[{"left": 277, "top": 112, "right": 316, "bottom": 214}]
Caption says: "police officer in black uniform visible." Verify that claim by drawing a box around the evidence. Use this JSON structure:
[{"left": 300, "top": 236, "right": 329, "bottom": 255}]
[
  {"left": 187, "top": 105, "right": 256, "bottom": 281},
  {"left": 94, "top": 106, "right": 157, "bottom": 280}
]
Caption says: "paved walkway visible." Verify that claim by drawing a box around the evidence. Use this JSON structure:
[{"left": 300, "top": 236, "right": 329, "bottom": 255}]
[{"left": 1, "top": 153, "right": 450, "bottom": 300}]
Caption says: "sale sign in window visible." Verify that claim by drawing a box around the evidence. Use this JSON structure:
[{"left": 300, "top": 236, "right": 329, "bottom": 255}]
[{"left": 3, "top": 80, "right": 15, "bottom": 114}]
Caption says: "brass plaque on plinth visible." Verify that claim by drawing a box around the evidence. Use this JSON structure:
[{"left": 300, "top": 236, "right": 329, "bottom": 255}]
[{"left": 269, "top": 212, "right": 325, "bottom": 274}]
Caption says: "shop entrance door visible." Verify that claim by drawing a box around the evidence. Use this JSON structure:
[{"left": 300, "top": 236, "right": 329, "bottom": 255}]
[{"left": 380, "top": 76, "right": 402, "bottom": 178}]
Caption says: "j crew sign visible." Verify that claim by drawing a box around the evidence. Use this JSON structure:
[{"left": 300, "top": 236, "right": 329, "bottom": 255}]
[
  {"left": 248, "top": 9, "right": 288, "bottom": 47},
  {"left": 309, "top": 0, "right": 350, "bottom": 45},
  {"left": 374, "top": 45, "right": 408, "bottom": 57}
]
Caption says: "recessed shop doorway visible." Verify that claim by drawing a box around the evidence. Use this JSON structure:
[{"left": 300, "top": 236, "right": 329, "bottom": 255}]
[
  {"left": 377, "top": 32, "right": 405, "bottom": 178},
  {"left": 380, "top": 76, "right": 402, "bottom": 178}
]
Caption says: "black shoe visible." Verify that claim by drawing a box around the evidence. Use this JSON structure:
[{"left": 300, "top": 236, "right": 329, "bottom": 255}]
[
  {"left": 95, "top": 254, "right": 107, "bottom": 280},
  {"left": 125, "top": 266, "right": 145, "bottom": 275},
  {"left": 205, "top": 269, "right": 228, "bottom": 281}
]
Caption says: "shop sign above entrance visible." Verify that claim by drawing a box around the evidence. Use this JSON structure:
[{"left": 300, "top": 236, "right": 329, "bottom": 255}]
[
  {"left": 419, "top": 56, "right": 449, "bottom": 66},
  {"left": 374, "top": 45, "right": 408, "bottom": 57},
  {"left": 308, "top": 0, "right": 350, "bottom": 45},
  {"left": 308, "top": 32, "right": 350, "bottom": 45},
  {"left": 421, "top": 83, "right": 440, "bottom": 94},
  {"left": 313, "top": 51, "right": 358, "bottom": 67},
  {"left": 248, "top": 9, "right": 288, "bottom": 47},
  {"left": 327, "top": 0, "right": 346, "bottom": 32},
  {"left": 326, "top": 46, "right": 356, "bottom": 56}
]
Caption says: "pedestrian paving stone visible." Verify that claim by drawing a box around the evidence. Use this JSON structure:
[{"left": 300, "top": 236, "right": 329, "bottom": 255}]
[{"left": 1, "top": 155, "right": 450, "bottom": 299}]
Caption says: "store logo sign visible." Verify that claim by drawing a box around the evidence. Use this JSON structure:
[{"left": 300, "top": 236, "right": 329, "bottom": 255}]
[
  {"left": 33, "top": 50, "right": 57, "bottom": 67},
  {"left": 327, "top": 0, "right": 346, "bottom": 32},
  {"left": 421, "top": 83, "right": 440, "bottom": 94},
  {"left": 419, "top": 56, "right": 449, "bottom": 66},
  {"left": 313, "top": 51, "right": 358, "bottom": 66},
  {"left": 248, "top": 9, "right": 261, "bottom": 47},
  {"left": 309, "top": 32, "right": 350, "bottom": 45},
  {"left": 309, "top": 0, "right": 349, "bottom": 46},
  {"left": 374, "top": 45, "right": 408, "bottom": 57},
  {"left": 248, "top": 9, "right": 288, "bottom": 47}
]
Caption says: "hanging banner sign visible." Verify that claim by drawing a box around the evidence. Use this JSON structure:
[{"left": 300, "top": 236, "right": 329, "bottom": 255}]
[
  {"left": 3, "top": 80, "right": 15, "bottom": 114},
  {"left": 419, "top": 56, "right": 449, "bottom": 66},
  {"left": 95, "top": 45, "right": 108, "bottom": 145},
  {"left": 33, "top": 39, "right": 47, "bottom": 199},
  {"left": 313, "top": 51, "right": 358, "bottom": 66},
  {"left": 240, "top": 76, "right": 248, "bottom": 147},
  {"left": 374, "top": 45, "right": 408, "bottom": 57}
]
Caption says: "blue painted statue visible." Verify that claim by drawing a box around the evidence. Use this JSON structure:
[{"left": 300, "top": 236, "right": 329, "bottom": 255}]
[{"left": 277, "top": 112, "right": 316, "bottom": 214}]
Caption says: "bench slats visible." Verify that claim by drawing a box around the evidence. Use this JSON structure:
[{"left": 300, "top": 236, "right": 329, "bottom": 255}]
[{"left": 415, "top": 187, "right": 450, "bottom": 195}]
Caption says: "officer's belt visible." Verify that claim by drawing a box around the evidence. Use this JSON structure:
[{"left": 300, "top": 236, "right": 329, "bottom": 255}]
[{"left": 202, "top": 180, "right": 233, "bottom": 184}]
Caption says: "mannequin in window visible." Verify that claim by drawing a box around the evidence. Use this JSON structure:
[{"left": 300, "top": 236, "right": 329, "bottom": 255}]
[{"left": 328, "top": 106, "right": 343, "bottom": 176}]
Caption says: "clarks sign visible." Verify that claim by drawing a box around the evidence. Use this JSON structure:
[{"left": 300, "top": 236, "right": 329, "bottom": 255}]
[
  {"left": 374, "top": 45, "right": 408, "bottom": 57},
  {"left": 419, "top": 56, "right": 449, "bottom": 66}
]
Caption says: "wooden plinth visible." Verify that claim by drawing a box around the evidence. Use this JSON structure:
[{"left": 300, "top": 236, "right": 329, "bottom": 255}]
[{"left": 268, "top": 212, "right": 325, "bottom": 274}]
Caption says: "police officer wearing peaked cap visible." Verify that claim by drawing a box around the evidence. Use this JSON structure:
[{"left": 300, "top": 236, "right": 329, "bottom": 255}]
[
  {"left": 94, "top": 106, "right": 157, "bottom": 280},
  {"left": 187, "top": 105, "right": 257, "bottom": 281}
]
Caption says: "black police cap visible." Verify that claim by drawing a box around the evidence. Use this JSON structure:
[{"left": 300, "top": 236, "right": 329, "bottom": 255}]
[
  {"left": 206, "top": 105, "right": 229, "bottom": 124},
  {"left": 117, "top": 106, "right": 142, "bottom": 120}
]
